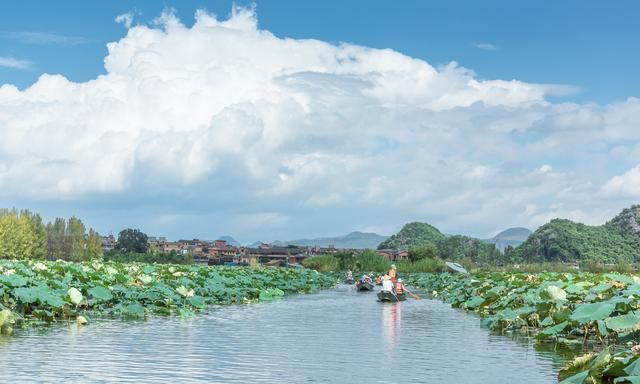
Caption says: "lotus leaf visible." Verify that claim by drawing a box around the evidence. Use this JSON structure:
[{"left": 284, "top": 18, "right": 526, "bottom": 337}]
[
  {"left": 570, "top": 301, "right": 616, "bottom": 324},
  {"left": 558, "top": 370, "right": 589, "bottom": 384},
  {"left": 88, "top": 286, "right": 113, "bottom": 301},
  {"left": 605, "top": 314, "right": 640, "bottom": 333}
]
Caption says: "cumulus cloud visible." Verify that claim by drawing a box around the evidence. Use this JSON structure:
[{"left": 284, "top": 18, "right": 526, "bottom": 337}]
[
  {"left": 0, "top": 7, "right": 639, "bottom": 240},
  {"left": 0, "top": 56, "right": 32, "bottom": 70}
]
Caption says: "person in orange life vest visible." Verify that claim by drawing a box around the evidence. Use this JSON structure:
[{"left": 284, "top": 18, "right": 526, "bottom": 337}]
[
  {"left": 395, "top": 278, "right": 407, "bottom": 295},
  {"left": 388, "top": 264, "right": 398, "bottom": 283}
]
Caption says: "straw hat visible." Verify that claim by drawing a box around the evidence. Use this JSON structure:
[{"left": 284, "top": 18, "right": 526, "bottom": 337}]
[
  {"left": 397, "top": 278, "right": 403, "bottom": 283},
  {"left": 390, "top": 264, "right": 397, "bottom": 270}
]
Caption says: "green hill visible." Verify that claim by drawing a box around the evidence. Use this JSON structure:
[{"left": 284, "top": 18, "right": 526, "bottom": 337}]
[
  {"left": 377, "top": 222, "right": 446, "bottom": 250},
  {"left": 514, "top": 206, "right": 640, "bottom": 264}
]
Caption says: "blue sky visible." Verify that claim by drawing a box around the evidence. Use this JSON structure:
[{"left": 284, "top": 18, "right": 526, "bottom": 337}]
[
  {"left": 2, "top": 0, "right": 639, "bottom": 103},
  {"left": 0, "top": 1, "right": 639, "bottom": 243}
]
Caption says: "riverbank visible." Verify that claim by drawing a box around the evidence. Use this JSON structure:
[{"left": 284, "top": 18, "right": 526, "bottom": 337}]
[
  {"left": 403, "top": 272, "right": 640, "bottom": 383},
  {"left": 0, "top": 259, "right": 337, "bottom": 332}
]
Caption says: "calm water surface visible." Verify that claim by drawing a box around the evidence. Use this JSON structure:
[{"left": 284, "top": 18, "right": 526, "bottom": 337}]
[{"left": 0, "top": 285, "right": 571, "bottom": 383}]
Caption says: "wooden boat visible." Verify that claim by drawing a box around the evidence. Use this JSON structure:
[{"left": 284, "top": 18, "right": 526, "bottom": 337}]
[
  {"left": 377, "top": 290, "right": 407, "bottom": 302},
  {"left": 356, "top": 281, "right": 375, "bottom": 291}
]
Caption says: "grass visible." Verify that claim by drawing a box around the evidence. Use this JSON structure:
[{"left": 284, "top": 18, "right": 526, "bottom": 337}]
[{"left": 302, "top": 255, "right": 339, "bottom": 272}]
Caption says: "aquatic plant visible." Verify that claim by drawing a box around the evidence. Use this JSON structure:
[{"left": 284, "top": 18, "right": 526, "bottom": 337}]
[
  {"left": 402, "top": 271, "right": 640, "bottom": 383},
  {"left": 0, "top": 259, "right": 337, "bottom": 329}
]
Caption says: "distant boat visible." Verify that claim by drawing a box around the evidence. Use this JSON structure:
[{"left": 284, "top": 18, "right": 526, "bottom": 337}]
[
  {"left": 446, "top": 262, "right": 469, "bottom": 274},
  {"left": 356, "top": 281, "right": 374, "bottom": 291}
]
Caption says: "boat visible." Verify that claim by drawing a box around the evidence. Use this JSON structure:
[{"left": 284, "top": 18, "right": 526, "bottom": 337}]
[
  {"left": 445, "top": 262, "right": 469, "bottom": 274},
  {"left": 345, "top": 278, "right": 356, "bottom": 284},
  {"left": 356, "top": 281, "right": 375, "bottom": 291},
  {"left": 377, "top": 290, "right": 407, "bottom": 302}
]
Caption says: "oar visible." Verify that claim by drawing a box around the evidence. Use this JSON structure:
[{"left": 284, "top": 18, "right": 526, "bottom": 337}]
[{"left": 405, "top": 288, "right": 421, "bottom": 300}]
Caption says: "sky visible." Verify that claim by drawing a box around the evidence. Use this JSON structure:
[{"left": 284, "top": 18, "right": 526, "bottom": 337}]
[{"left": 0, "top": 1, "right": 639, "bottom": 243}]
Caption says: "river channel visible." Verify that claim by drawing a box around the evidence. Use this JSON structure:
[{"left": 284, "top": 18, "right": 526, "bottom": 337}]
[{"left": 0, "top": 284, "right": 574, "bottom": 383}]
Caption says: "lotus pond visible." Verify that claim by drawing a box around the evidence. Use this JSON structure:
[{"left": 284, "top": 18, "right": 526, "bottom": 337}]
[
  {"left": 0, "top": 259, "right": 336, "bottom": 330},
  {"left": 404, "top": 272, "right": 640, "bottom": 383}
]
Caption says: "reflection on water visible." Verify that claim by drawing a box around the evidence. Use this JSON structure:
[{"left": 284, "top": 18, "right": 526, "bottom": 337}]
[
  {"left": 383, "top": 302, "right": 401, "bottom": 356},
  {"left": 0, "top": 285, "right": 575, "bottom": 383}
]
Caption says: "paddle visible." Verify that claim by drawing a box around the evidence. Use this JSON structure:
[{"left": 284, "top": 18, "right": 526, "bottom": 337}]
[{"left": 405, "top": 288, "right": 421, "bottom": 300}]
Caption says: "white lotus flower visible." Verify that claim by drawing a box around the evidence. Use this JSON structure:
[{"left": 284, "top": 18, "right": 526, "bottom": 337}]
[{"left": 68, "top": 287, "right": 83, "bottom": 305}]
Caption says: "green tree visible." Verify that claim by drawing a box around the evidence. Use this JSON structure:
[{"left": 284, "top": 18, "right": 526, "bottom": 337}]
[
  {"left": 116, "top": 228, "right": 149, "bottom": 253},
  {"left": 86, "top": 229, "right": 103, "bottom": 259},
  {"left": 408, "top": 243, "right": 438, "bottom": 262},
  {"left": 66, "top": 217, "right": 86, "bottom": 262},
  {"left": 46, "top": 218, "right": 67, "bottom": 260}
]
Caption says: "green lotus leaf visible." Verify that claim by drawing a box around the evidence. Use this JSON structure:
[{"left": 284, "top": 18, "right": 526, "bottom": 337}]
[
  {"left": 570, "top": 301, "right": 616, "bottom": 324},
  {"left": 605, "top": 314, "right": 640, "bottom": 333},
  {"left": 558, "top": 370, "right": 589, "bottom": 384},
  {"left": 88, "top": 286, "right": 113, "bottom": 301}
]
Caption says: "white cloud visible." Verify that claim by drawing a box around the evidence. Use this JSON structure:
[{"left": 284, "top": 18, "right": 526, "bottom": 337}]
[
  {"left": 602, "top": 165, "right": 640, "bottom": 198},
  {"left": 7, "top": 32, "right": 90, "bottom": 45},
  {"left": 539, "top": 165, "right": 553, "bottom": 174},
  {"left": 475, "top": 43, "right": 497, "bottom": 51},
  {"left": 0, "top": 7, "right": 639, "bottom": 240},
  {"left": 0, "top": 56, "right": 32, "bottom": 70},
  {"left": 115, "top": 12, "right": 134, "bottom": 29}
]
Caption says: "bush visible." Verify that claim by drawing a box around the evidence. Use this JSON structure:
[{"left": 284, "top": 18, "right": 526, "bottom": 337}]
[
  {"left": 396, "top": 258, "right": 446, "bottom": 273},
  {"left": 408, "top": 244, "right": 438, "bottom": 262},
  {"left": 302, "top": 255, "right": 339, "bottom": 272},
  {"left": 354, "top": 250, "right": 390, "bottom": 272}
]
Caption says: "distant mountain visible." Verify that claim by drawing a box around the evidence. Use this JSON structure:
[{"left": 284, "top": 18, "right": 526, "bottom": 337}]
[
  {"left": 377, "top": 222, "right": 501, "bottom": 264},
  {"left": 484, "top": 227, "right": 532, "bottom": 251},
  {"left": 515, "top": 205, "right": 640, "bottom": 264},
  {"left": 275, "top": 231, "right": 388, "bottom": 249},
  {"left": 377, "top": 222, "right": 446, "bottom": 250},
  {"left": 217, "top": 236, "right": 240, "bottom": 247}
]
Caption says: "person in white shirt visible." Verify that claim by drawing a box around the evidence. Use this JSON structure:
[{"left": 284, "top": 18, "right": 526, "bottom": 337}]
[{"left": 381, "top": 275, "right": 394, "bottom": 292}]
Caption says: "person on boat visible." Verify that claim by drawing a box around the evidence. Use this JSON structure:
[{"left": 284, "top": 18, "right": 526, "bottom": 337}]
[
  {"left": 346, "top": 270, "right": 353, "bottom": 280},
  {"left": 381, "top": 275, "right": 394, "bottom": 292},
  {"left": 375, "top": 275, "right": 382, "bottom": 285},
  {"left": 361, "top": 274, "right": 372, "bottom": 284},
  {"left": 395, "top": 278, "right": 407, "bottom": 295},
  {"left": 388, "top": 264, "right": 398, "bottom": 283}
]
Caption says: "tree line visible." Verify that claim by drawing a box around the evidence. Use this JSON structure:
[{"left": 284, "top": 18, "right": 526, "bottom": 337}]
[{"left": 0, "top": 209, "right": 102, "bottom": 261}]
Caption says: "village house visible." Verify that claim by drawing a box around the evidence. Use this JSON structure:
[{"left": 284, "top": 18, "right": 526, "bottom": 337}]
[{"left": 377, "top": 249, "right": 409, "bottom": 261}]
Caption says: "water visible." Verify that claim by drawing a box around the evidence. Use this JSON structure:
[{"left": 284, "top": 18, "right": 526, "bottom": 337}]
[{"left": 0, "top": 285, "right": 571, "bottom": 383}]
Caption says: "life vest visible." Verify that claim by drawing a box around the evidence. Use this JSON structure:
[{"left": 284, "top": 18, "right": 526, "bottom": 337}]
[{"left": 395, "top": 282, "right": 405, "bottom": 295}]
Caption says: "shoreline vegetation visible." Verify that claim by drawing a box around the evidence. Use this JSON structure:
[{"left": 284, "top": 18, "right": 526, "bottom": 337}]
[
  {"left": 405, "top": 272, "right": 640, "bottom": 383},
  {"left": 0, "top": 259, "right": 337, "bottom": 334}
]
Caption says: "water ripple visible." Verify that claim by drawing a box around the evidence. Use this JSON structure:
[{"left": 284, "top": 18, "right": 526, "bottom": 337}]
[{"left": 0, "top": 285, "right": 566, "bottom": 383}]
